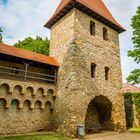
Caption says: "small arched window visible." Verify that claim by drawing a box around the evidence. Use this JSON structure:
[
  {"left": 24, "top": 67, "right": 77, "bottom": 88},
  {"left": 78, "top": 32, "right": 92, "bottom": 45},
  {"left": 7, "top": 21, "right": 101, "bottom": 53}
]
[
  {"left": 13, "top": 85, "right": 22, "bottom": 94},
  {"left": 37, "top": 88, "right": 44, "bottom": 96},
  {"left": 24, "top": 100, "right": 31, "bottom": 109},
  {"left": 103, "top": 27, "right": 108, "bottom": 41},
  {"left": 26, "top": 86, "right": 33, "bottom": 95},
  {"left": 90, "top": 21, "right": 95, "bottom": 36},
  {"left": 0, "top": 98, "right": 7, "bottom": 109},
  {"left": 47, "top": 89, "right": 54, "bottom": 96},
  {"left": 11, "top": 99, "right": 19, "bottom": 109},
  {"left": 0, "top": 84, "right": 9, "bottom": 94},
  {"left": 35, "top": 100, "right": 42, "bottom": 109}
]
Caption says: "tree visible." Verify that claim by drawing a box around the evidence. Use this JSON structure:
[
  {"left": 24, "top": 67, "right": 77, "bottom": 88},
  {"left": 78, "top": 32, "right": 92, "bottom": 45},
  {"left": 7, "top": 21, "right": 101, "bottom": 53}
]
[
  {"left": 0, "top": 28, "right": 3, "bottom": 43},
  {"left": 14, "top": 36, "right": 50, "bottom": 55},
  {"left": 127, "top": 7, "right": 140, "bottom": 84}
]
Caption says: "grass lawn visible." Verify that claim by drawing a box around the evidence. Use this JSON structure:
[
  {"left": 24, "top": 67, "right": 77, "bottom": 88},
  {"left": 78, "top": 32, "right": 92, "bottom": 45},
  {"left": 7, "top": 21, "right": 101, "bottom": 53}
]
[
  {"left": 129, "top": 128, "right": 140, "bottom": 133},
  {"left": 0, "top": 133, "right": 72, "bottom": 140}
]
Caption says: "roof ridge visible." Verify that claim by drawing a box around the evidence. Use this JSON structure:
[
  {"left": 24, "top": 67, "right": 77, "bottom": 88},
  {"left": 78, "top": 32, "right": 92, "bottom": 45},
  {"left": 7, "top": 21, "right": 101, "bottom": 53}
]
[
  {"left": 44, "top": 0, "right": 125, "bottom": 33},
  {"left": 0, "top": 43, "right": 59, "bottom": 67},
  {"left": 123, "top": 83, "right": 140, "bottom": 89},
  {"left": 0, "top": 43, "right": 53, "bottom": 58}
]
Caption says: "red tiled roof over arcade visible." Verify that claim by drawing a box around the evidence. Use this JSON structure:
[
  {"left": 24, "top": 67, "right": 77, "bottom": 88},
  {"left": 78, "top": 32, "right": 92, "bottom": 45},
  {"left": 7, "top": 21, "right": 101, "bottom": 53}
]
[{"left": 0, "top": 43, "right": 59, "bottom": 67}]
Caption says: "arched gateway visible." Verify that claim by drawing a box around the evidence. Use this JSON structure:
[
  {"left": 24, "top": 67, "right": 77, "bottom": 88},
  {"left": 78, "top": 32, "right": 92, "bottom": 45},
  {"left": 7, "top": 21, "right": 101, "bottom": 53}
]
[{"left": 85, "top": 96, "right": 113, "bottom": 133}]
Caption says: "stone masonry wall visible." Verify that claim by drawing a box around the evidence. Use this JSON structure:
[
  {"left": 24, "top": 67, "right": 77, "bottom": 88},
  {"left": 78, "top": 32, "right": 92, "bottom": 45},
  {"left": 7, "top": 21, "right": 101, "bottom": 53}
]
[
  {"left": 50, "top": 9, "right": 75, "bottom": 65},
  {"left": 50, "top": 8, "right": 126, "bottom": 137},
  {"left": 0, "top": 78, "right": 56, "bottom": 134},
  {"left": 74, "top": 9, "right": 126, "bottom": 129}
]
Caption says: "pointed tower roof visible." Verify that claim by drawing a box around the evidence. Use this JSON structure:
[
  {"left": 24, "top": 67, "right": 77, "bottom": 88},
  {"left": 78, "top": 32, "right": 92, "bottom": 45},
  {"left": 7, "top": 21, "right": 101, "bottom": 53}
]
[{"left": 44, "top": 0, "right": 125, "bottom": 33}]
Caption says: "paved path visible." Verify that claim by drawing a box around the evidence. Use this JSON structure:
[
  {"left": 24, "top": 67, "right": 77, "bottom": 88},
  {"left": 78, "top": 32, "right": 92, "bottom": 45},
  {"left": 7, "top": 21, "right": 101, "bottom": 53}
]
[{"left": 74, "top": 132, "right": 140, "bottom": 140}]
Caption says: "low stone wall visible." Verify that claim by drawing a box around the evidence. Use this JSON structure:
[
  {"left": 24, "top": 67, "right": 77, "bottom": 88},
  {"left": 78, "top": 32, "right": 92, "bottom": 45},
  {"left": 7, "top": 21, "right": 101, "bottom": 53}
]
[{"left": 0, "top": 78, "right": 56, "bottom": 134}]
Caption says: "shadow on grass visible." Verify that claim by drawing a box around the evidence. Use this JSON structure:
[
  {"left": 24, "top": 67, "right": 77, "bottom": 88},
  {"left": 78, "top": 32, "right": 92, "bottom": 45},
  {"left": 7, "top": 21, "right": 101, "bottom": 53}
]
[{"left": 0, "top": 133, "right": 71, "bottom": 140}]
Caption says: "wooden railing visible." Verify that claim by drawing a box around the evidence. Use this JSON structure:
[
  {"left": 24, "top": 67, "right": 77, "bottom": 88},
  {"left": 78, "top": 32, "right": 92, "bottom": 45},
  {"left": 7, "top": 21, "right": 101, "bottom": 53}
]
[{"left": 0, "top": 65, "right": 57, "bottom": 84}]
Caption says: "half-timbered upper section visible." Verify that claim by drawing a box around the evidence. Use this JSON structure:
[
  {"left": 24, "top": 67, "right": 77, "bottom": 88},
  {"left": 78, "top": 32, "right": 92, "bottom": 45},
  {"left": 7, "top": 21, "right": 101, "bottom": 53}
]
[{"left": 0, "top": 44, "right": 59, "bottom": 84}]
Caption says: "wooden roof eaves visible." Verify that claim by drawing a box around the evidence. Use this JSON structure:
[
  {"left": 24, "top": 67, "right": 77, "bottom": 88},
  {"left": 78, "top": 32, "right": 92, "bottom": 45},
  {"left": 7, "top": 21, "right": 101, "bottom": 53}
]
[{"left": 44, "top": 0, "right": 125, "bottom": 33}]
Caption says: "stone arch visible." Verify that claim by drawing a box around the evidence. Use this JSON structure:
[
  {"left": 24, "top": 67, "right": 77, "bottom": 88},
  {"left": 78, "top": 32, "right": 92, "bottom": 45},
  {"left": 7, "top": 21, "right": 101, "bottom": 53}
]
[
  {"left": 45, "top": 101, "right": 51, "bottom": 108},
  {"left": 45, "top": 101, "right": 53, "bottom": 114},
  {"left": 25, "top": 86, "right": 34, "bottom": 96},
  {"left": 0, "top": 83, "right": 10, "bottom": 95},
  {"left": 13, "top": 85, "right": 22, "bottom": 95},
  {"left": 24, "top": 100, "right": 31, "bottom": 109},
  {"left": 0, "top": 98, "right": 7, "bottom": 109},
  {"left": 85, "top": 95, "right": 113, "bottom": 134},
  {"left": 47, "top": 89, "right": 54, "bottom": 97},
  {"left": 37, "top": 88, "right": 44, "bottom": 96},
  {"left": 11, "top": 99, "right": 20, "bottom": 109},
  {"left": 35, "top": 100, "right": 42, "bottom": 109}
]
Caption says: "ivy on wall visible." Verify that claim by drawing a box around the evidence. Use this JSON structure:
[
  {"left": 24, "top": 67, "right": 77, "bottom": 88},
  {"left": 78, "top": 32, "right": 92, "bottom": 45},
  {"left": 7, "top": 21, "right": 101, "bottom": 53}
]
[{"left": 124, "top": 92, "right": 140, "bottom": 113}]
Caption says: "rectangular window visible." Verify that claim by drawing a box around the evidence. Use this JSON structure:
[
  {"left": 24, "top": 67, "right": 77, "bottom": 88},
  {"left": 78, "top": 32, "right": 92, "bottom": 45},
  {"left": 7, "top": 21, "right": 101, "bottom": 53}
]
[
  {"left": 91, "top": 63, "right": 96, "bottom": 78},
  {"left": 103, "top": 27, "right": 108, "bottom": 41},
  {"left": 105, "top": 67, "right": 109, "bottom": 80},
  {"left": 90, "top": 21, "right": 95, "bottom": 36}
]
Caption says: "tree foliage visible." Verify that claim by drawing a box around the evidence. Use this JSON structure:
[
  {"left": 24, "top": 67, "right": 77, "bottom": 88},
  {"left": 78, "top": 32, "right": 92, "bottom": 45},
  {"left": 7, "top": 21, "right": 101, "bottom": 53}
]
[
  {"left": 127, "top": 6, "right": 140, "bottom": 84},
  {"left": 14, "top": 36, "right": 50, "bottom": 55},
  {"left": 0, "top": 28, "right": 3, "bottom": 43},
  {"left": 127, "top": 69, "right": 140, "bottom": 85}
]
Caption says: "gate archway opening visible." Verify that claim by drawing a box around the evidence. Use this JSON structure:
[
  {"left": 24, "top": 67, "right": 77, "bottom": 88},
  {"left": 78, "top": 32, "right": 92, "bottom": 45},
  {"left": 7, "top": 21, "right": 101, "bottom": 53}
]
[{"left": 85, "top": 95, "right": 114, "bottom": 134}]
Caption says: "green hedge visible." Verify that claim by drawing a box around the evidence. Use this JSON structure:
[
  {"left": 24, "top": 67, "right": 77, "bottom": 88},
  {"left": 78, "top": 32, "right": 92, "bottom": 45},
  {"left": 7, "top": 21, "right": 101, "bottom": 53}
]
[{"left": 124, "top": 92, "right": 140, "bottom": 113}]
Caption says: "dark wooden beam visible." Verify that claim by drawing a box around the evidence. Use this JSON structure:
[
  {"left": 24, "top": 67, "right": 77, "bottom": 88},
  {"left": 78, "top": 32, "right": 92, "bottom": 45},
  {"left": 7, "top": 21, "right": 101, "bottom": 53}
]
[{"left": 45, "top": 1, "right": 125, "bottom": 33}]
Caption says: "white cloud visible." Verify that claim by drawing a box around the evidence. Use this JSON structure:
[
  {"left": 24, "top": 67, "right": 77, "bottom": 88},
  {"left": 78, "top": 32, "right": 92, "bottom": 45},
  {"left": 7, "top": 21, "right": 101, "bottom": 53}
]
[
  {"left": 0, "top": 0, "right": 140, "bottom": 84},
  {"left": 0, "top": 0, "right": 61, "bottom": 44}
]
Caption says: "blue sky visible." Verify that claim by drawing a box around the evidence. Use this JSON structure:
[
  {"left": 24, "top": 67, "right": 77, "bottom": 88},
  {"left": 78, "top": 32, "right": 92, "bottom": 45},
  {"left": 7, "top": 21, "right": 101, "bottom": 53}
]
[
  {"left": 1, "top": 0, "right": 7, "bottom": 5},
  {"left": 0, "top": 0, "right": 140, "bottom": 85}
]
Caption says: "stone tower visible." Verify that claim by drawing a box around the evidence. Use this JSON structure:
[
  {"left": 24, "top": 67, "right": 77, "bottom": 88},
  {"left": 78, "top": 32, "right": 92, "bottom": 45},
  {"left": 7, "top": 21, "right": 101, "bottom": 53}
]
[{"left": 44, "top": 0, "right": 126, "bottom": 137}]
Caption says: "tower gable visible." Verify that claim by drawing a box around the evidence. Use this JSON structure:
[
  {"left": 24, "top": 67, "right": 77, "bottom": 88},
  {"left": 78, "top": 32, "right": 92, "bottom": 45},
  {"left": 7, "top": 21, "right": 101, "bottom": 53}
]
[{"left": 44, "top": 0, "right": 125, "bottom": 33}]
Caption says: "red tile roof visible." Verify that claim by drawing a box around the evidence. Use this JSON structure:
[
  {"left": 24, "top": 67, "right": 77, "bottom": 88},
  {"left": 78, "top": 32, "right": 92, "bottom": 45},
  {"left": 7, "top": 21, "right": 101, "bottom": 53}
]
[
  {"left": 0, "top": 44, "right": 59, "bottom": 67},
  {"left": 44, "top": 0, "right": 125, "bottom": 33},
  {"left": 122, "top": 83, "right": 140, "bottom": 93}
]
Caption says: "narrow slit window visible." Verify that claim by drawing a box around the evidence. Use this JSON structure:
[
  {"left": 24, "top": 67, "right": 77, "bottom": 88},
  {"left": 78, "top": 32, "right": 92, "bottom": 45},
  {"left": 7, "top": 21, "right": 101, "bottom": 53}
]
[
  {"left": 103, "top": 27, "right": 108, "bottom": 40},
  {"left": 91, "top": 63, "right": 96, "bottom": 78},
  {"left": 105, "top": 67, "right": 109, "bottom": 80},
  {"left": 90, "top": 21, "right": 95, "bottom": 36}
]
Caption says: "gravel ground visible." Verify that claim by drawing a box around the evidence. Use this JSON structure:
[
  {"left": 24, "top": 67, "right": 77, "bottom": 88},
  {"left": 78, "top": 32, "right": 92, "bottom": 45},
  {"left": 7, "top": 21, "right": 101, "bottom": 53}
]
[
  {"left": 74, "top": 132, "right": 140, "bottom": 140},
  {"left": 73, "top": 132, "right": 140, "bottom": 140}
]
